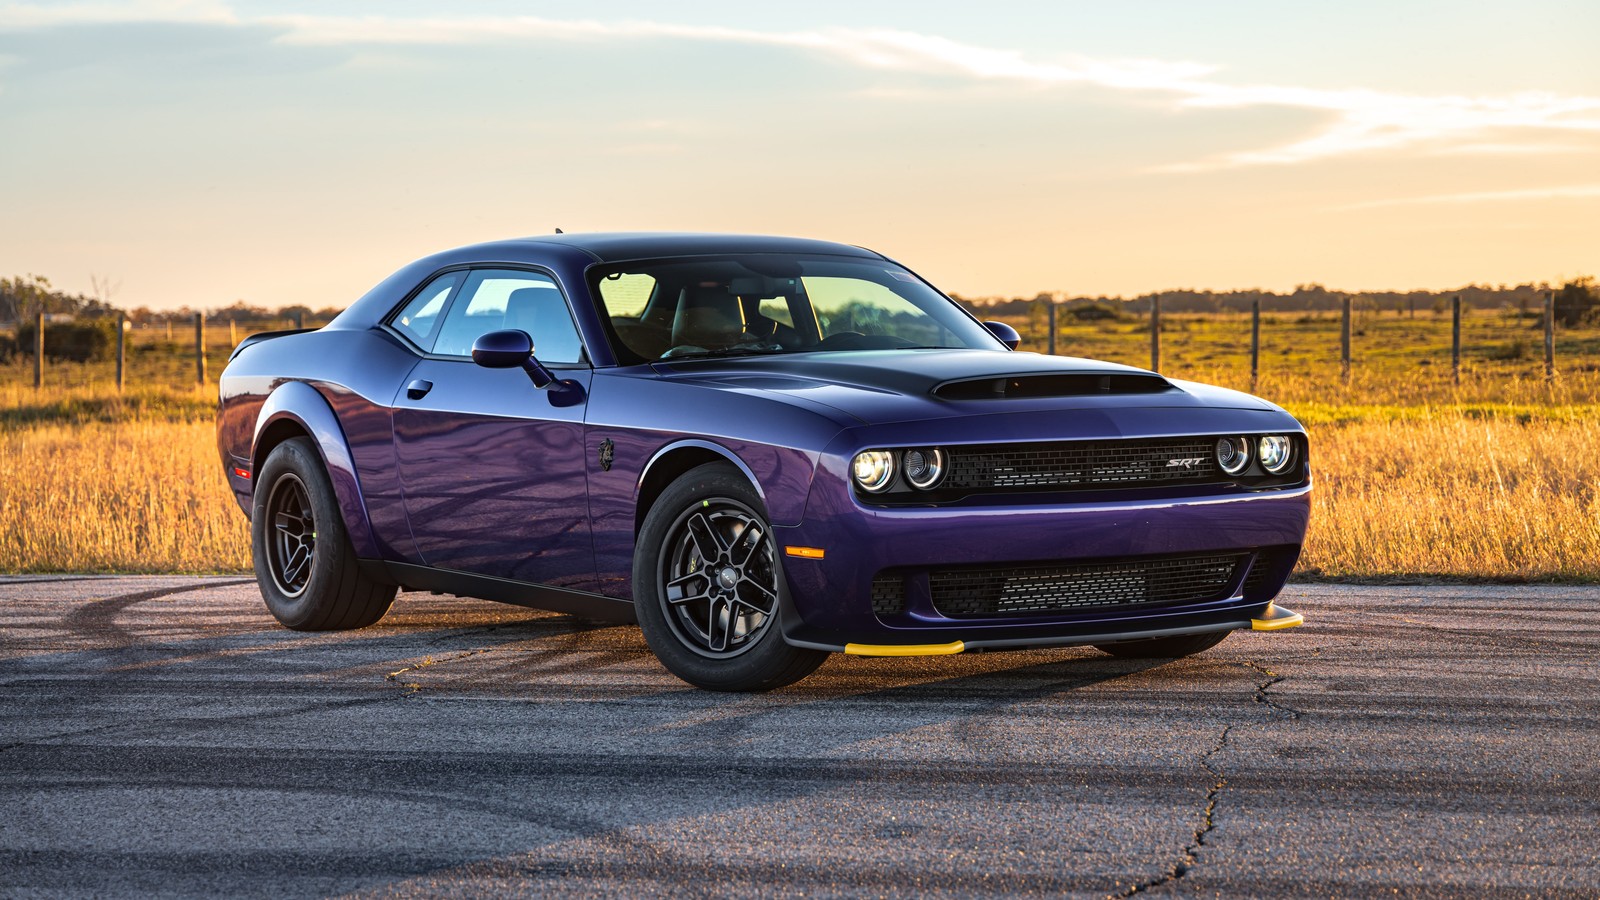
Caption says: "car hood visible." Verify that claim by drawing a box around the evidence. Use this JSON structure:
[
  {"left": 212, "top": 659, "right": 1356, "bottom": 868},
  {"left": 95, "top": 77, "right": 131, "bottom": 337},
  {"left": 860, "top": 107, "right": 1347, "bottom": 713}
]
[{"left": 651, "top": 349, "right": 1280, "bottom": 426}]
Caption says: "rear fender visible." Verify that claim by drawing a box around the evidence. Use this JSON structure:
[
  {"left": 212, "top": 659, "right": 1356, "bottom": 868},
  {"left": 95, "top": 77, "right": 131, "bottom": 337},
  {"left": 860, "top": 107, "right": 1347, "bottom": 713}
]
[{"left": 253, "top": 381, "right": 380, "bottom": 559}]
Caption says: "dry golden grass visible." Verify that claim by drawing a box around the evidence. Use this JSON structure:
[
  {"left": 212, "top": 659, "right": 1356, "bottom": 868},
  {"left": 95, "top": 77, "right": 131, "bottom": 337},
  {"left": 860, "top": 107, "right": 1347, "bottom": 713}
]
[
  {"left": 0, "top": 421, "right": 249, "bottom": 573},
  {"left": 2, "top": 360, "right": 1599, "bottom": 578},
  {"left": 1300, "top": 414, "right": 1600, "bottom": 580},
  {"left": 2, "top": 410, "right": 1596, "bottom": 580}
]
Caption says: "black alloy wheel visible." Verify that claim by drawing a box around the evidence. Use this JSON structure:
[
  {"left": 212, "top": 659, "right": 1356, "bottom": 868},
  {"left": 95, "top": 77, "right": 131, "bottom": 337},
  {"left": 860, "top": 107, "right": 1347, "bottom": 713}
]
[
  {"left": 250, "top": 436, "right": 396, "bottom": 631},
  {"left": 659, "top": 498, "right": 779, "bottom": 658},
  {"left": 633, "top": 462, "right": 826, "bottom": 691},
  {"left": 264, "top": 473, "right": 316, "bottom": 597}
]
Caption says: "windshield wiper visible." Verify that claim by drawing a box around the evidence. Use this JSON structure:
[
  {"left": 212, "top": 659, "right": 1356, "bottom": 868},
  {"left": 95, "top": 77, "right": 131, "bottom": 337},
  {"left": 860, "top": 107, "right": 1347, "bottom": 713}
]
[{"left": 658, "top": 346, "right": 790, "bottom": 361}]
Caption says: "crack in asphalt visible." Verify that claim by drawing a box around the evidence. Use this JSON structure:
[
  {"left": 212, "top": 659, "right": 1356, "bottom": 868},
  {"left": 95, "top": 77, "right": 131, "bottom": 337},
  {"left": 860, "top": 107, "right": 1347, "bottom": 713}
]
[
  {"left": 1113, "top": 724, "right": 1233, "bottom": 898},
  {"left": 1111, "top": 659, "right": 1304, "bottom": 897},
  {"left": 385, "top": 648, "right": 496, "bottom": 697},
  {"left": 1242, "top": 660, "right": 1304, "bottom": 721}
]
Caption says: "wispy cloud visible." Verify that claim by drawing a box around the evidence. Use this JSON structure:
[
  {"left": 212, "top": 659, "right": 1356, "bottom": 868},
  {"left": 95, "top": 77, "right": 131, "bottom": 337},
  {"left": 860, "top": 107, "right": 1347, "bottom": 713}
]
[
  {"left": 0, "top": 0, "right": 234, "bottom": 28},
  {"left": 5, "top": 3, "right": 1600, "bottom": 169},
  {"left": 1333, "top": 184, "right": 1600, "bottom": 212}
]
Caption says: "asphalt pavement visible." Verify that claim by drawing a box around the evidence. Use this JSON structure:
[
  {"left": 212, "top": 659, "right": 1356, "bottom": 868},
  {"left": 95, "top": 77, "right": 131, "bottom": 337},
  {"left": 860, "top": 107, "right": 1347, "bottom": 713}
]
[{"left": 1, "top": 576, "right": 1597, "bottom": 898}]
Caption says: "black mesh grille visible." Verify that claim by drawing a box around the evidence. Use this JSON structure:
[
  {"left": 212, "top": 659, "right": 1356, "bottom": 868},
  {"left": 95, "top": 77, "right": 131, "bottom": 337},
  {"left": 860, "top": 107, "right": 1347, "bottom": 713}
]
[
  {"left": 1242, "top": 550, "right": 1277, "bottom": 599},
  {"left": 871, "top": 573, "right": 907, "bottom": 616},
  {"left": 946, "top": 437, "right": 1220, "bottom": 492},
  {"left": 929, "top": 553, "right": 1246, "bottom": 618}
]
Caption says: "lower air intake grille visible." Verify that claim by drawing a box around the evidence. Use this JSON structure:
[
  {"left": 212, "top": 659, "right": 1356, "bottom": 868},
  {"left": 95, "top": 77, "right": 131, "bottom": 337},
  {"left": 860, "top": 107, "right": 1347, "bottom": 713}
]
[
  {"left": 1241, "top": 549, "right": 1279, "bottom": 599},
  {"left": 930, "top": 553, "right": 1246, "bottom": 618},
  {"left": 871, "top": 573, "right": 907, "bottom": 616}
]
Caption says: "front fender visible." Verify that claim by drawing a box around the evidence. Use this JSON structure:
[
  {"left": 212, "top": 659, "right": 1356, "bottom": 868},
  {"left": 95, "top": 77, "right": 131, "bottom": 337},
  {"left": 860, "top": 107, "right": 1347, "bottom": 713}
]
[
  {"left": 637, "top": 439, "right": 770, "bottom": 515},
  {"left": 253, "top": 380, "right": 380, "bottom": 560}
]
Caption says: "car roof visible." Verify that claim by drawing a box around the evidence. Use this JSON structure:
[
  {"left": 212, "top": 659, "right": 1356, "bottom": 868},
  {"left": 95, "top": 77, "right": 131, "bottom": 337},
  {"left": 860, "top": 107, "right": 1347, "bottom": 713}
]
[{"left": 502, "top": 232, "right": 888, "bottom": 263}]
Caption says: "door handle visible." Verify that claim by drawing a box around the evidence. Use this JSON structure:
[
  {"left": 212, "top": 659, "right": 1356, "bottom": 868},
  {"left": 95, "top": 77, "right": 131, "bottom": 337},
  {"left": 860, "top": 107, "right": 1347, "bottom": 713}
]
[{"left": 405, "top": 379, "right": 433, "bottom": 400}]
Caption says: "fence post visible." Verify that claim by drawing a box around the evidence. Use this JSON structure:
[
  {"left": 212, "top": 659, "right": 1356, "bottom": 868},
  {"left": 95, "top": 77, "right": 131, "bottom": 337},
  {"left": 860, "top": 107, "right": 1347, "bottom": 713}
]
[
  {"left": 33, "top": 312, "right": 43, "bottom": 389},
  {"left": 1250, "top": 299, "right": 1261, "bottom": 390},
  {"left": 293, "top": 311, "right": 304, "bottom": 330},
  {"left": 1544, "top": 290, "right": 1556, "bottom": 380},
  {"left": 1149, "top": 294, "right": 1161, "bottom": 373},
  {"left": 1451, "top": 294, "right": 1462, "bottom": 386},
  {"left": 194, "top": 313, "right": 205, "bottom": 386},
  {"left": 1340, "top": 295, "right": 1352, "bottom": 383},
  {"left": 1046, "top": 298, "right": 1057, "bottom": 356},
  {"left": 229, "top": 320, "right": 237, "bottom": 347},
  {"left": 116, "top": 312, "right": 125, "bottom": 392}
]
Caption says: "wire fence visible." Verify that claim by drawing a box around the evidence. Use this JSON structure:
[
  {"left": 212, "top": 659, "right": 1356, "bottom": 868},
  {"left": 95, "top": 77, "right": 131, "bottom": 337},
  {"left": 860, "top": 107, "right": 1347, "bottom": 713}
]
[
  {"left": 7, "top": 313, "right": 321, "bottom": 392},
  {"left": 3, "top": 292, "right": 1593, "bottom": 406}
]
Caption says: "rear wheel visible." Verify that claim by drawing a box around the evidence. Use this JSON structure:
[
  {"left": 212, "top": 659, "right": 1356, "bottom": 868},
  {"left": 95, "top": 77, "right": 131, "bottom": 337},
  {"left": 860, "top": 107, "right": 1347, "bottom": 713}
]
[
  {"left": 1094, "top": 631, "right": 1230, "bottom": 659},
  {"left": 634, "top": 463, "right": 826, "bottom": 691},
  {"left": 251, "top": 437, "right": 396, "bottom": 631}
]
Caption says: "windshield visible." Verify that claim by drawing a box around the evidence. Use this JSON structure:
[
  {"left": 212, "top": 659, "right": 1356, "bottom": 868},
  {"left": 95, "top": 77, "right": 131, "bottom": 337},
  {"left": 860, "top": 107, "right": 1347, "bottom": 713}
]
[{"left": 589, "top": 255, "right": 1004, "bottom": 363}]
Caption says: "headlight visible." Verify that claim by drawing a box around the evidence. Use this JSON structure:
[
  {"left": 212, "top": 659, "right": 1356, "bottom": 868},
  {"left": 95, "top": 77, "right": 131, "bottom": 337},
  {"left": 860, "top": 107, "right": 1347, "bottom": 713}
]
[
  {"left": 1216, "top": 436, "right": 1251, "bottom": 475},
  {"left": 852, "top": 450, "right": 896, "bottom": 492},
  {"left": 1258, "top": 435, "right": 1294, "bottom": 474},
  {"left": 902, "top": 448, "right": 945, "bottom": 490}
]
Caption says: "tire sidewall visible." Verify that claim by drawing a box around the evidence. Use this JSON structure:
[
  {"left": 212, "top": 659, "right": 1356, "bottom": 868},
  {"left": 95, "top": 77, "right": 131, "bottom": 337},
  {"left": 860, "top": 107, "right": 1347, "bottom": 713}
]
[
  {"left": 251, "top": 437, "right": 350, "bottom": 629},
  {"left": 633, "top": 463, "right": 812, "bottom": 690}
]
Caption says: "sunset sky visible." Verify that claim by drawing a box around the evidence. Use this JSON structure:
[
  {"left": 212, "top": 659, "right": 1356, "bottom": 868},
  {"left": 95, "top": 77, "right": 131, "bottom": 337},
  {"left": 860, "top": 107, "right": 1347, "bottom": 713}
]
[{"left": 2, "top": 1, "right": 1597, "bottom": 311}]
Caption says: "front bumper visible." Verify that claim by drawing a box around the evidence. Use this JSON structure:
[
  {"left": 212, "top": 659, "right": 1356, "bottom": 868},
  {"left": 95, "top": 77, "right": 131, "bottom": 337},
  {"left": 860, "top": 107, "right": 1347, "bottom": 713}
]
[{"left": 772, "top": 459, "right": 1312, "bottom": 652}]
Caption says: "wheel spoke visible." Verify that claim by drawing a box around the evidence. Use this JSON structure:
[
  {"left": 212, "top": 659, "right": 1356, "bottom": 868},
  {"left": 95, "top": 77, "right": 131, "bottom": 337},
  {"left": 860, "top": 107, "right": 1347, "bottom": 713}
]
[
  {"left": 706, "top": 597, "right": 732, "bottom": 652},
  {"left": 282, "top": 544, "right": 310, "bottom": 585},
  {"left": 275, "top": 511, "right": 300, "bottom": 533},
  {"left": 686, "top": 512, "right": 727, "bottom": 561},
  {"left": 734, "top": 579, "right": 777, "bottom": 616},
  {"left": 731, "top": 521, "right": 764, "bottom": 568},
  {"left": 665, "top": 571, "right": 710, "bottom": 605}
]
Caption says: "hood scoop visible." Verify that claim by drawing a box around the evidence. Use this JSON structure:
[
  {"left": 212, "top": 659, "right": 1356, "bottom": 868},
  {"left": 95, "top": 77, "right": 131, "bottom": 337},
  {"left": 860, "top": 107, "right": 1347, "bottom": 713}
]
[{"left": 934, "top": 372, "right": 1176, "bottom": 401}]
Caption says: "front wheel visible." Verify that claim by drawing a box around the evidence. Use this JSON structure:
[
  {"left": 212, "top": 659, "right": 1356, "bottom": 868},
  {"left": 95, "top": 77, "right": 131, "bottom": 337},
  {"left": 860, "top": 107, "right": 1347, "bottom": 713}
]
[
  {"left": 1094, "top": 630, "right": 1230, "bottom": 659},
  {"left": 251, "top": 437, "right": 396, "bottom": 631},
  {"left": 633, "top": 463, "right": 826, "bottom": 691}
]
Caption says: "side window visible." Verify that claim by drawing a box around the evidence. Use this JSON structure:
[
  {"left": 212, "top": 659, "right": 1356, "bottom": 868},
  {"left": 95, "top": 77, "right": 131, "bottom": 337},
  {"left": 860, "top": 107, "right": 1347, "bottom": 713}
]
[
  {"left": 431, "top": 269, "right": 585, "bottom": 364},
  {"left": 390, "top": 272, "right": 460, "bottom": 351}
]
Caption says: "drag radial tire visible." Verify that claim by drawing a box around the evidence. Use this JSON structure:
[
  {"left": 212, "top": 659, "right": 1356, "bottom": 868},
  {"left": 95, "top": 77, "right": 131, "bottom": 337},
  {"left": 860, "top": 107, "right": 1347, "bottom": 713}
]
[
  {"left": 634, "top": 462, "right": 826, "bottom": 691},
  {"left": 251, "top": 437, "right": 396, "bottom": 631},
  {"left": 1094, "top": 631, "right": 1230, "bottom": 659}
]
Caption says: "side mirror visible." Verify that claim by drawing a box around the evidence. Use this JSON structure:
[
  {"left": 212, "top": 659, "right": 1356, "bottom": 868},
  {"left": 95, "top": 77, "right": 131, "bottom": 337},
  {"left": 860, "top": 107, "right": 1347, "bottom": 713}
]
[
  {"left": 983, "top": 320, "right": 1021, "bottom": 350},
  {"left": 472, "top": 328, "right": 533, "bottom": 367},
  {"left": 471, "top": 329, "right": 557, "bottom": 388}
]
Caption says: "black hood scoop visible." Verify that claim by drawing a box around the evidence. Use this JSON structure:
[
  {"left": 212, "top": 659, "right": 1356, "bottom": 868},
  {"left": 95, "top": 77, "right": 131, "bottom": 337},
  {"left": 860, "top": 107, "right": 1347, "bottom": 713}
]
[{"left": 933, "top": 372, "right": 1176, "bottom": 401}]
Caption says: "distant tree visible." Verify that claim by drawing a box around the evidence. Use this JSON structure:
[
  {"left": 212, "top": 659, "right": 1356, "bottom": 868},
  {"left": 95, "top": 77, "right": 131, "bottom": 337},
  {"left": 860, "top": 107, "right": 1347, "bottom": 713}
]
[{"left": 1553, "top": 277, "right": 1597, "bottom": 327}]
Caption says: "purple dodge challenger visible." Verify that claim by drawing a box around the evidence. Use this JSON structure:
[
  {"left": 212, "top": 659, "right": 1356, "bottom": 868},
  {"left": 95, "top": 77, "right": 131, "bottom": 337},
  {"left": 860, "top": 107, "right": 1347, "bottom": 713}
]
[{"left": 217, "top": 233, "right": 1309, "bottom": 690}]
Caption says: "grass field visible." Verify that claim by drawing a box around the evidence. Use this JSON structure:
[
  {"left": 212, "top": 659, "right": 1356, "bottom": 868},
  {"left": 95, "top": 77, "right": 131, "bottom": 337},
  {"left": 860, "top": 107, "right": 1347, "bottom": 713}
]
[{"left": 2, "top": 310, "right": 1598, "bottom": 579}]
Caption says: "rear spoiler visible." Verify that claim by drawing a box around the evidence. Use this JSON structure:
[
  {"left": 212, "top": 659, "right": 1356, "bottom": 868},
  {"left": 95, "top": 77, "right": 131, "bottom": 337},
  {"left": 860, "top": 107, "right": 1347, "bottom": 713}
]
[{"left": 230, "top": 327, "right": 316, "bottom": 361}]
